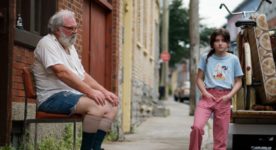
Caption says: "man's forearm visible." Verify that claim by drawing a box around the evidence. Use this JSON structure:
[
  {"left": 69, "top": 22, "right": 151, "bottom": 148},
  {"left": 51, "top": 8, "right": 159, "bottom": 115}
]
[
  {"left": 83, "top": 73, "right": 107, "bottom": 92},
  {"left": 54, "top": 67, "right": 94, "bottom": 95}
]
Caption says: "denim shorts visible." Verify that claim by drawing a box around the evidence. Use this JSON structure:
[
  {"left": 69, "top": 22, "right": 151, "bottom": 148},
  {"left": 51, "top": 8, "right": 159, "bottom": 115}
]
[{"left": 38, "top": 91, "right": 83, "bottom": 115}]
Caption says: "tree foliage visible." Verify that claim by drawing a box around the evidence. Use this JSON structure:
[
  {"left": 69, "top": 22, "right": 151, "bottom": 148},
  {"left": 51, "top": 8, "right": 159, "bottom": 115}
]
[
  {"left": 169, "top": 0, "right": 189, "bottom": 67},
  {"left": 168, "top": 0, "right": 215, "bottom": 67},
  {"left": 200, "top": 26, "right": 215, "bottom": 47}
]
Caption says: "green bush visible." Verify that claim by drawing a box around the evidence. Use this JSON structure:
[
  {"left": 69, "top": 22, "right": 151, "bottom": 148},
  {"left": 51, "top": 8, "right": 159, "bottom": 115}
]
[
  {"left": 105, "top": 131, "right": 118, "bottom": 141},
  {"left": 0, "top": 146, "right": 15, "bottom": 150},
  {"left": 38, "top": 136, "right": 61, "bottom": 150},
  {"left": 0, "top": 124, "right": 81, "bottom": 150},
  {"left": 38, "top": 124, "right": 81, "bottom": 150}
]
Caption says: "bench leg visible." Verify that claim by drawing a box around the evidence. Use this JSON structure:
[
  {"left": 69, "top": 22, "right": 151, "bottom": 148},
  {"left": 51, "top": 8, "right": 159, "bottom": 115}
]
[
  {"left": 34, "top": 123, "right": 38, "bottom": 150},
  {"left": 73, "top": 121, "right": 76, "bottom": 150},
  {"left": 23, "top": 122, "right": 29, "bottom": 150}
]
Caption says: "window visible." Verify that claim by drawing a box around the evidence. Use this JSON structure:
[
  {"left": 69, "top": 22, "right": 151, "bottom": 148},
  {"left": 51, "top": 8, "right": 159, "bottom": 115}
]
[
  {"left": 15, "top": 0, "right": 56, "bottom": 47},
  {"left": 136, "top": 0, "right": 142, "bottom": 44},
  {"left": 16, "top": 0, "right": 56, "bottom": 36},
  {"left": 143, "top": 0, "right": 148, "bottom": 49}
]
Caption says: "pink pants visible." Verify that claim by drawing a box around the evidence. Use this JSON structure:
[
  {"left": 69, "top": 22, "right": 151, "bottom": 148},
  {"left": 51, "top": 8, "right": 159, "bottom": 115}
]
[{"left": 189, "top": 89, "right": 231, "bottom": 150}]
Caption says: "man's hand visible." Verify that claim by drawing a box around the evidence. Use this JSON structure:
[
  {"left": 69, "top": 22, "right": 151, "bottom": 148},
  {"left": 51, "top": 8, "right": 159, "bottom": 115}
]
[
  {"left": 102, "top": 90, "right": 119, "bottom": 106},
  {"left": 87, "top": 89, "right": 106, "bottom": 106}
]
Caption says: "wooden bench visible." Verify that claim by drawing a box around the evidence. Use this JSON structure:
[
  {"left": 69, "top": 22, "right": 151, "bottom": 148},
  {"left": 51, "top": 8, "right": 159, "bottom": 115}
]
[{"left": 22, "top": 67, "right": 82, "bottom": 150}]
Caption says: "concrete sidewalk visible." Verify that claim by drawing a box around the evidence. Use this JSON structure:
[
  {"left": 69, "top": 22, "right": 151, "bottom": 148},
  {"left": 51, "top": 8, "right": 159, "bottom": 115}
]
[{"left": 103, "top": 98, "right": 213, "bottom": 150}]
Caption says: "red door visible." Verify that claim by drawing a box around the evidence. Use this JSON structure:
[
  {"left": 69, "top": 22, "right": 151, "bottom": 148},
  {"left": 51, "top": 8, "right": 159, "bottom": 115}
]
[{"left": 83, "top": 0, "right": 112, "bottom": 90}]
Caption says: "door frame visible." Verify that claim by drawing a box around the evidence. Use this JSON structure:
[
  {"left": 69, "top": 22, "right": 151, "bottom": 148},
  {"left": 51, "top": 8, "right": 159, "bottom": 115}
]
[
  {"left": 0, "top": 0, "right": 15, "bottom": 146},
  {"left": 82, "top": 0, "right": 113, "bottom": 90},
  {"left": 121, "top": 0, "right": 133, "bottom": 133}
]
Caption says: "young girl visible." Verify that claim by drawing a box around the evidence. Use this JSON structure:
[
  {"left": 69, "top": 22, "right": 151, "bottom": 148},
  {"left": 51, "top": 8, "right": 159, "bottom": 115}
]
[{"left": 189, "top": 28, "right": 243, "bottom": 150}]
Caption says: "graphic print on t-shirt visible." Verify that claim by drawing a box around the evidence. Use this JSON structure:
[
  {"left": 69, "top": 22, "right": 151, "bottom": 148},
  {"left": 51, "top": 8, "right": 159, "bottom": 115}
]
[{"left": 213, "top": 63, "right": 229, "bottom": 80}]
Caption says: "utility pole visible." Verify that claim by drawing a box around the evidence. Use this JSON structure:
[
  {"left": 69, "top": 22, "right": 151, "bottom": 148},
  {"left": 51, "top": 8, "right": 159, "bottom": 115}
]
[
  {"left": 189, "top": 0, "right": 199, "bottom": 115},
  {"left": 160, "top": 0, "right": 169, "bottom": 100}
]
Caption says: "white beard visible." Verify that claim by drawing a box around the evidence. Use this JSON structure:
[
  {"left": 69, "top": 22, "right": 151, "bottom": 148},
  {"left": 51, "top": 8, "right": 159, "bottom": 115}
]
[{"left": 59, "top": 31, "right": 77, "bottom": 48}]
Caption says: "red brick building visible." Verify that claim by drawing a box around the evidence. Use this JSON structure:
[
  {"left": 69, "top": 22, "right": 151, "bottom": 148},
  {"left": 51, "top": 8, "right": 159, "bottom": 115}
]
[{"left": 0, "top": 0, "right": 120, "bottom": 146}]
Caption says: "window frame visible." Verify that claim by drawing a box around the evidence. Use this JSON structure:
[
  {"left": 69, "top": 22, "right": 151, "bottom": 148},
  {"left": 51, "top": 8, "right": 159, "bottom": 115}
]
[{"left": 15, "top": 0, "right": 56, "bottom": 48}]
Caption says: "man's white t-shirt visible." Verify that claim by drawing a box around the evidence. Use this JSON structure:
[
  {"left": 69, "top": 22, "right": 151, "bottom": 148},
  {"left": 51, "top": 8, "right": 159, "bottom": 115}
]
[{"left": 32, "top": 34, "right": 85, "bottom": 106}]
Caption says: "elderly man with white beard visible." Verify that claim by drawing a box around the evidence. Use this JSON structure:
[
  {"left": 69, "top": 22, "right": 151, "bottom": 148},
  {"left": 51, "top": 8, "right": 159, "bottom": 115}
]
[{"left": 32, "top": 9, "right": 118, "bottom": 150}]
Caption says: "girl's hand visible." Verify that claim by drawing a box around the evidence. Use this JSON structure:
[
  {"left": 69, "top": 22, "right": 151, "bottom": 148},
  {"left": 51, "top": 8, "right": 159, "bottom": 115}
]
[
  {"left": 202, "top": 91, "right": 217, "bottom": 101},
  {"left": 217, "top": 94, "right": 231, "bottom": 102}
]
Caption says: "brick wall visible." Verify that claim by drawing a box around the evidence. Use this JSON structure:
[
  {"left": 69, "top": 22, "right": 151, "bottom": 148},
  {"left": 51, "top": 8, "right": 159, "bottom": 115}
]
[
  {"left": 58, "top": 0, "right": 84, "bottom": 55},
  {"left": 12, "top": 46, "right": 34, "bottom": 103},
  {"left": 11, "top": 45, "right": 36, "bottom": 121}
]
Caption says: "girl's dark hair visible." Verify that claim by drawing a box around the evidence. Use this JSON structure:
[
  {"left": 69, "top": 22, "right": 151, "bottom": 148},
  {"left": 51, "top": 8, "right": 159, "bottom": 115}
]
[{"left": 206, "top": 28, "right": 231, "bottom": 63}]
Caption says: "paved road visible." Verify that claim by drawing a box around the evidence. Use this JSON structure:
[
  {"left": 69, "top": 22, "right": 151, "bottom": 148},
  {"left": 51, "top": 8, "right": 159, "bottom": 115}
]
[{"left": 103, "top": 98, "right": 213, "bottom": 150}]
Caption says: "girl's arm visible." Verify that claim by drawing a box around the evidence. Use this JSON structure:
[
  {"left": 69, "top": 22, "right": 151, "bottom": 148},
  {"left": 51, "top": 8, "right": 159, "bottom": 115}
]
[
  {"left": 228, "top": 77, "right": 242, "bottom": 98},
  {"left": 196, "top": 69, "right": 207, "bottom": 94},
  {"left": 220, "top": 77, "right": 242, "bottom": 101},
  {"left": 196, "top": 69, "right": 216, "bottom": 100}
]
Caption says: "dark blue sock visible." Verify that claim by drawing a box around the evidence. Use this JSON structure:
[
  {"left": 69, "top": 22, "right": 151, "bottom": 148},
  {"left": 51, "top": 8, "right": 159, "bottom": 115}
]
[
  {"left": 81, "top": 132, "right": 96, "bottom": 150},
  {"left": 93, "top": 130, "right": 107, "bottom": 150}
]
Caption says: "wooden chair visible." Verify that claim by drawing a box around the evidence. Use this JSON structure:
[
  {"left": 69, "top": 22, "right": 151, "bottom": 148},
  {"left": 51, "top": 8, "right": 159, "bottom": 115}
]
[{"left": 22, "top": 67, "right": 82, "bottom": 150}]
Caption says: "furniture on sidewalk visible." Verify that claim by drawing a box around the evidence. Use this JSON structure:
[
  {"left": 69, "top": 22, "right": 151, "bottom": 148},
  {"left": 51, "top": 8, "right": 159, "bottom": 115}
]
[{"left": 22, "top": 67, "right": 82, "bottom": 150}]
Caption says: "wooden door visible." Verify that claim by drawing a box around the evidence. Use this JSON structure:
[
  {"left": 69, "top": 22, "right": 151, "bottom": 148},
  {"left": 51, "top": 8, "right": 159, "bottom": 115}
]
[
  {"left": 83, "top": 0, "right": 112, "bottom": 90},
  {"left": 0, "top": 0, "right": 14, "bottom": 146}
]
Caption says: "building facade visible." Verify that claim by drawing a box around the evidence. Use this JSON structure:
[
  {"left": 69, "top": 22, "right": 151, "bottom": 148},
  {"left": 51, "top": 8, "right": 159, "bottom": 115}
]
[
  {"left": 226, "top": 0, "right": 260, "bottom": 41},
  {"left": 226, "top": 0, "right": 276, "bottom": 41},
  {"left": 258, "top": 1, "right": 276, "bottom": 28},
  {"left": 119, "top": 0, "right": 160, "bottom": 133},
  {"left": 1, "top": 0, "right": 121, "bottom": 146},
  {"left": 1, "top": 0, "right": 162, "bottom": 146}
]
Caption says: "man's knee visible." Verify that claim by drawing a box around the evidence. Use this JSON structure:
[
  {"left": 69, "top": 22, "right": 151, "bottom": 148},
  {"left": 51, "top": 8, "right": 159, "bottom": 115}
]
[
  {"left": 76, "top": 96, "right": 105, "bottom": 116},
  {"left": 103, "top": 103, "right": 118, "bottom": 119}
]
